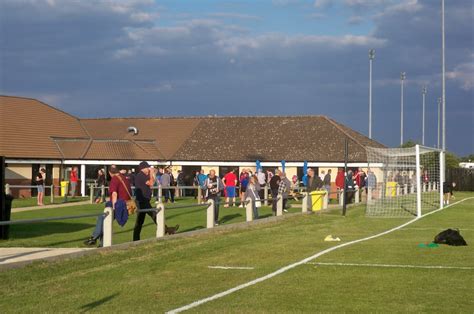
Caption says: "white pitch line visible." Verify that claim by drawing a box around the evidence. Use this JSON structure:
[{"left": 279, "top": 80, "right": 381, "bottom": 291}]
[
  {"left": 208, "top": 266, "right": 254, "bottom": 270},
  {"left": 166, "top": 197, "right": 474, "bottom": 314},
  {"left": 307, "top": 262, "right": 474, "bottom": 270}
]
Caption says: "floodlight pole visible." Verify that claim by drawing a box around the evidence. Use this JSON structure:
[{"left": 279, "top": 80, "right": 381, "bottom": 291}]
[
  {"left": 441, "top": 0, "right": 446, "bottom": 151},
  {"left": 437, "top": 97, "right": 441, "bottom": 149},
  {"left": 422, "top": 86, "right": 427, "bottom": 145},
  {"left": 368, "top": 49, "right": 375, "bottom": 139},
  {"left": 400, "top": 72, "right": 406, "bottom": 146}
]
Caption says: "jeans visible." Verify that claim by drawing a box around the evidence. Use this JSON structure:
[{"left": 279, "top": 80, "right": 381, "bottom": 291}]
[
  {"left": 70, "top": 182, "right": 77, "bottom": 196},
  {"left": 271, "top": 190, "right": 278, "bottom": 214},
  {"left": 92, "top": 215, "right": 105, "bottom": 246},
  {"left": 133, "top": 200, "right": 156, "bottom": 241},
  {"left": 164, "top": 188, "right": 175, "bottom": 202}
]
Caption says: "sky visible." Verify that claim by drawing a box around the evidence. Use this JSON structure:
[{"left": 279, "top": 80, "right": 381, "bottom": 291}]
[{"left": 0, "top": 0, "right": 473, "bottom": 156}]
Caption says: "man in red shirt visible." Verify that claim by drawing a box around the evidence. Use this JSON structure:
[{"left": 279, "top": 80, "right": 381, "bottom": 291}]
[
  {"left": 223, "top": 169, "right": 237, "bottom": 207},
  {"left": 69, "top": 166, "right": 79, "bottom": 197}
]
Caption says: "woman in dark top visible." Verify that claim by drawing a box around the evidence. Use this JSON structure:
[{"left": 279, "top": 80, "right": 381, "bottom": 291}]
[{"left": 35, "top": 168, "right": 46, "bottom": 206}]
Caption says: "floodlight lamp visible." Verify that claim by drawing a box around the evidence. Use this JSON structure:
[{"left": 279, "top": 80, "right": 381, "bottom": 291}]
[
  {"left": 369, "top": 49, "right": 375, "bottom": 60},
  {"left": 400, "top": 72, "right": 406, "bottom": 80}
]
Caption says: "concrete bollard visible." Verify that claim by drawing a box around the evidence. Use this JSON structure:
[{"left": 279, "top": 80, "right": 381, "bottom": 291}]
[
  {"left": 428, "top": 182, "right": 432, "bottom": 192},
  {"left": 355, "top": 187, "right": 360, "bottom": 203},
  {"left": 302, "top": 192, "right": 308, "bottom": 213},
  {"left": 323, "top": 191, "right": 328, "bottom": 209},
  {"left": 5, "top": 183, "right": 10, "bottom": 195},
  {"left": 156, "top": 203, "right": 165, "bottom": 238},
  {"left": 264, "top": 185, "right": 269, "bottom": 206},
  {"left": 276, "top": 194, "right": 283, "bottom": 216},
  {"left": 396, "top": 186, "right": 400, "bottom": 196},
  {"left": 367, "top": 187, "right": 372, "bottom": 201},
  {"left": 50, "top": 184, "right": 54, "bottom": 203},
  {"left": 197, "top": 187, "right": 202, "bottom": 204},
  {"left": 245, "top": 197, "right": 253, "bottom": 222},
  {"left": 158, "top": 186, "right": 163, "bottom": 203},
  {"left": 103, "top": 207, "right": 113, "bottom": 247},
  {"left": 206, "top": 199, "right": 214, "bottom": 228},
  {"left": 403, "top": 184, "right": 408, "bottom": 195},
  {"left": 101, "top": 185, "right": 105, "bottom": 202},
  {"left": 410, "top": 184, "right": 415, "bottom": 194},
  {"left": 339, "top": 189, "right": 344, "bottom": 206},
  {"left": 90, "top": 184, "right": 94, "bottom": 203}
]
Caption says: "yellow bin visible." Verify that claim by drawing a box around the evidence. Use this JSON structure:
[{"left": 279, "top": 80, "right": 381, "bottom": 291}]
[
  {"left": 60, "top": 181, "right": 69, "bottom": 197},
  {"left": 386, "top": 181, "right": 396, "bottom": 197},
  {"left": 310, "top": 191, "right": 326, "bottom": 212}
]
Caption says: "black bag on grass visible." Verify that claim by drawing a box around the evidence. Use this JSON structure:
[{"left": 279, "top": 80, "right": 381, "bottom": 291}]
[{"left": 433, "top": 229, "right": 467, "bottom": 246}]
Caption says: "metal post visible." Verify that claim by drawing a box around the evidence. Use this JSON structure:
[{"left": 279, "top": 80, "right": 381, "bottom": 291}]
[
  {"left": 245, "top": 197, "right": 253, "bottom": 222},
  {"left": 339, "top": 189, "right": 344, "bottom": 206},
  {"left": 400, "top": 72, "right": 406, "bottom": 146},
  {"left": 422, "top": 86, "right": 427, "bottom": 145},
  {"left": 415, "top": 145, "right": 422, "bottom": 218},
  {"left": 437, "top": 97, "right": 441, "bottom": 148},
  {"left": 156, "top": 203, "right": 165, "bottom": 238},
  {"left": 368, "top": 49, "right": 375, "bottom": 139},
  {"left": 264, "top": 185, "right": 269, "bottom": 206},
  {"left": 440, "top": 151, "right": 445, "bottom": 208},
  {"left": 80, "top": 164, "right": 86, "bottom": 197},
  {"left": 342, "top": 138, "right": 348, "bottom": 216},
  {"left": 302, "top": 192, "right": 308, "bottom": 213},
  {"left": 441, "top": 0, "right": 446, "bottom": 151},
  {"left": 276, "top": 194, "right": 283, "bottom": 216},
  {"left": 103, "top": 207, "right": 113, "bottom": 247},
  {"left": 206, "top": 199, "right": 214, "bottom": 228},
  {"left": 404, "top": 184, "right": 408, "bottom": 195},
  {"left": 355, "top": 186, "right": 359, "bottom": 203}
]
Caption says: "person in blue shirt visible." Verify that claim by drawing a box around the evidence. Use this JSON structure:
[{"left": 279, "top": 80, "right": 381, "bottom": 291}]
[{"left": 197, "top": 169, "right": 208, "bottom": 203}]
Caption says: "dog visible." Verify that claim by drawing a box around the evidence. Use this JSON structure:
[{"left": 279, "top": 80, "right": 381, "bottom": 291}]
[{"left": 165, "top": 224, "right": 179, "bottom": 235}]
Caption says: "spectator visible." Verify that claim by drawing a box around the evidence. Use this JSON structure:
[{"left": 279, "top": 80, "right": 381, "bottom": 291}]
[
  {"left": 69, "top": 166, "right": 78, "bottom": 197},
  {"left": 84, "top": 166, "right": 131, "bottom": 246},
  {"left": 35, "top": 168, "right": 46, "bottom": 206},
  {"left": 204, "top": 169, "right": 224, "bottom": 226},
  {"left": 323, "top": 169, "right": 331, "bottom": 194},
  {"left": 269, "top": 170, "right": 281, "bottom": 215},
  {"left": 257, "top": 169, "right": 266, "bottom": 199},
  {"left": 169, "top": 168, "right": 177, "bottom": 201},
  {"left": 133, "top": 161, "right": 157, "bottom": 241},
  {"left": 94, "top": 169, "right": 106, "bottom": 203},
  {"left": 161, "top": 168, "right": 172, "bottom": 203},
  {"left": 278, "top": 172, "right": 291, "bottom": 213},
  {"left": 245, "top": 176, "right": 261, "bottom": 219},
  {"left": 345, "top": 170, "right": 354, "bottom": 203},
  {"left": 367, "top": 169, "right": 377, "bottom": 193},
  {"left": 223, "top": 169, "right": 237, "bottom": 207},
  {"left": 176, "top": 170, "right": 185, "bottom": 197},
  {"left": 198, "top": 169, "right": 208, "bottom": 203},
  {"left": 335, "top": 168, "right": 345, "bottom": 202},
  {"left": 193, "top": 171, "right": 200, "bottom": 199},
  {"left": 443, "top": 181, "right": 456, "bottom": 205},
  {"left": 306, "top": 168, "right": 322, "bottom": 193},
  {"left": 319, "top": 170, "right": 325, "bottom": 182},
  {"left": 239, "top": 169, "right": 250, "bottom": 208}
]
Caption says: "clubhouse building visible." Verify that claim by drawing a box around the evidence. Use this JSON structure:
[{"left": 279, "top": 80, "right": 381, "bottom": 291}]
[{"left": 0, "top": 95, "right": 385, "bottom": 197}]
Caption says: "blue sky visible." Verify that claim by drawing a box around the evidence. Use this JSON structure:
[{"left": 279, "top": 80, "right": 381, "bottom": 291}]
[{"left": 0, "top": 0, "right": 473, "bottom": 156}]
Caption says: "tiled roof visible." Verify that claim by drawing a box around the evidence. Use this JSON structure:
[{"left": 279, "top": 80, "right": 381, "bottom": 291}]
[
  {"left": 171, "top": 116, "right": 385, "bottom": 162},
  {"left": 0, "top": 95, "right": 386, "bottom": 162},
  {"left": 0, "top": 96, "right": 89, "bottom": 159}
]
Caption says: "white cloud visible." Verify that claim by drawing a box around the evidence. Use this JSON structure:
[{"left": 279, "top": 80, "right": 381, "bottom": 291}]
[
  {"left": 348, "top": 15, "right": 365, "bottom": 25},
  {"left": 447, "top": 61, "right": 474, "bottom": 91},
  {"left": 207, "top": 12, "right": 261, "bottom": 20},
  {"left": 314, "top": 0, "right": 332, "bottom": 9}
]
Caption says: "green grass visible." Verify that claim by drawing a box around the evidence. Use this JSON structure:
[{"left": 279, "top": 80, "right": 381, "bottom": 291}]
[
  {"left": 11, "top": 196, "right": 89, "bottom": 208},
  {"left": 1, "top": 197, "right": 302, "bottom": 248},
  {"left": 0, "top": 193, "right": 472, "bottom": 312}
]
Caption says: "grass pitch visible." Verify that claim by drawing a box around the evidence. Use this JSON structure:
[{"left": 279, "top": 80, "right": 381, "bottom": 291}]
[{"left": 0, "top": 193, "right": 472, "bottom": 312}]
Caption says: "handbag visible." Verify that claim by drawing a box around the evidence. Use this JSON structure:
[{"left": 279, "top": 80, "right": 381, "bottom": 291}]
[
  {"left": 251, "top": 188, "right": 262, "bottom": 208},
  {"left": 117, "top": 175, "right": 137, "bottom": 215}
]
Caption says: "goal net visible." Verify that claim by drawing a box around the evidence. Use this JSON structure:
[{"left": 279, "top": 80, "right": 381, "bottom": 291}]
[{"left": 365, "top": 145, "right": 444, "bottom": 218}]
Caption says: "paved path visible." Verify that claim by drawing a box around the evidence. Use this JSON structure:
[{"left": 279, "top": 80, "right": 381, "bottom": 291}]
[
  {"left": 12, "top": 200, "right": 91, "bottom": 213},
  {"left": 0, "top": 247, "right": 94, "bottom": 266}
]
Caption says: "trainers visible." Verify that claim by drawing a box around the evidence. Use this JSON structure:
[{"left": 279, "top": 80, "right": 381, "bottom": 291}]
[
  {"left": 214, "top": 222, "right": 219, "bottom": 226},
  {"left": 239, "top": 204, "right": 244, "bottom": 208},
  {"left": 83, "top": 237, "right": 97, "bottom": 246},
  {"left": 283, "top": 209, "right": 288, "bottom": 213}
]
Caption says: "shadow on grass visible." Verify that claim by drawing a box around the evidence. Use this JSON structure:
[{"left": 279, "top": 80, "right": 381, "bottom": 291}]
[
  {"left": 219, "top": 213, "right": 242, "bottom": 224},
  {"left": 166, "top": 207, "right": 206, "bottom": 219},
  {"left": 79, "top": 293, "right": 119, "bottom": 312},
  {"left": 180, "top": 225, "right": 205, "bottom": 233},
  {"left": 7, "top": 222, "right": 94, "bottom": 239},
  {"left": 0, "top": 249, "right": 50, "bottom": 263}
]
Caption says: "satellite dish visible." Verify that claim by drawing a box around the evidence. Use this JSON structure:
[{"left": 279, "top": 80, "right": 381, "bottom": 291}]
[{"left": 127, "top": 126, "right": 139, "bottom": 135}]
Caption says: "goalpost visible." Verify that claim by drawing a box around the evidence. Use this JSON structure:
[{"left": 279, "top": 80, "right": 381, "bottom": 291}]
[{"left": 365, "top": 145, "right": 444, "bottom": 218}]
